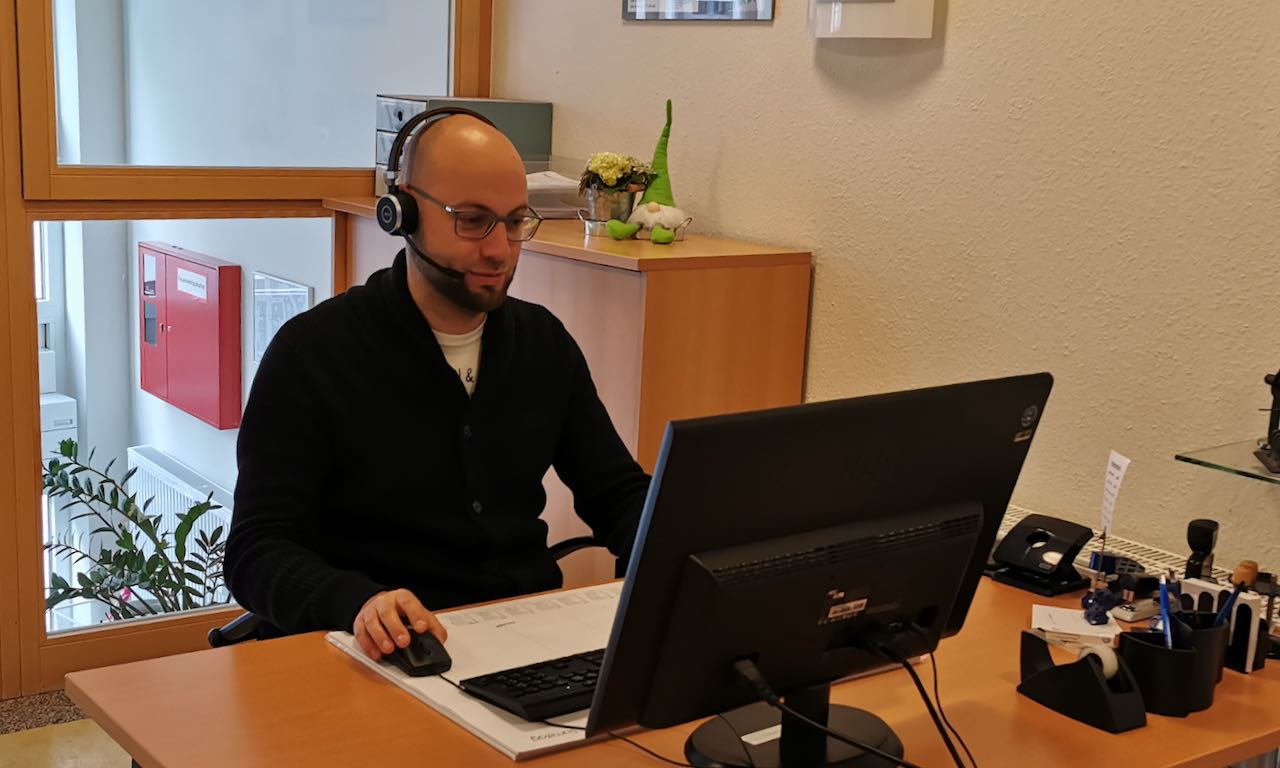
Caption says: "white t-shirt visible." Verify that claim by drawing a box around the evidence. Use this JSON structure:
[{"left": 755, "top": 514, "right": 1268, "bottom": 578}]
[{"left": 431, "top": 320, "right": 484, "bottom": 397}]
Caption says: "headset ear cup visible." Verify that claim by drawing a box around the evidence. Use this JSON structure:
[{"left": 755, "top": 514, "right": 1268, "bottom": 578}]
[{"left": 376, "top": 191, "right": 418, "bottom": 236}]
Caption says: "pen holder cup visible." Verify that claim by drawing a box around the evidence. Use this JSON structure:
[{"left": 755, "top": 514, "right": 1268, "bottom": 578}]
[
  {"left": 1224, "top": 605, "right": 1269, "bottom": 674},
  {"left": 1119, "top": 621, "right": 1226, "bottom": 717},
  {"left": 1173, "top": 611, "right": 1229, "bottom": 684}
]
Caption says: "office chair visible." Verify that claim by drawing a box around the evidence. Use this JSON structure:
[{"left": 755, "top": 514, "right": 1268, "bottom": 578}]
[{"left": 208, "top": 536, "right": 614, "bottom": 647}]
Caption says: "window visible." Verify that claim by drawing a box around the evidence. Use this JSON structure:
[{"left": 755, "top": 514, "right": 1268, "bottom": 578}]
[
  {"left": 7, "top": 0, "right": 490, "bottom": 696},
  {"left": 50, "top": 0, "right": 450, "bottom": 168},
  {"left": 39, "top": 215, "right": 333, "bottom": 634},
  {"left": 32, "top": 221, "right": 46, "bottom": 302}
]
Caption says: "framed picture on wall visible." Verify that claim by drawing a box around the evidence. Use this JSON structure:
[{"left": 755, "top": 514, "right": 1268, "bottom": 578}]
[
  {"left": 252, "top": 272, "right": 312, "bottom": 362},
  {"left": 623, "top": 0, "right": 774, "bottom": 21}
]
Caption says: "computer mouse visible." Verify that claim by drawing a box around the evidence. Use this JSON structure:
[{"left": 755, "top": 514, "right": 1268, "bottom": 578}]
[{"left": 385, "top": 630, "right": 452, "bottom": 677}]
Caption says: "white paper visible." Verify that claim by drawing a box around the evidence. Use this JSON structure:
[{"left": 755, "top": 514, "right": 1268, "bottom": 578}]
[
  {"left": 326, "top": 583, "right": 622, "bottom": 760},
  {"left": 175, "top": 268, "right": 207, "bottom": 300},
  {"left": 1099, "top": 450, "right": 1130, "bottom": 536},
  {"left": 525, "top": 171, "right": 580, "bottom": 192},
  {"left": 1031, "top": 604, "right": 1121, "bottom": 643}
]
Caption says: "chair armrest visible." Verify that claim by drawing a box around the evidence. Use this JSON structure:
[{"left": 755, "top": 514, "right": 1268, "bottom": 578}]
[
  {"left": 208, "top": 612, "right": 262, "bottom": 648},
  {"left": 549, "top": 536, "right": 600, "bottom": 561}
]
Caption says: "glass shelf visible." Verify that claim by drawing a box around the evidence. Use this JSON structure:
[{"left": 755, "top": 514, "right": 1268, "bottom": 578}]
[{"left": 1175, "top": 439, "right": 1280, "bottom": 486}]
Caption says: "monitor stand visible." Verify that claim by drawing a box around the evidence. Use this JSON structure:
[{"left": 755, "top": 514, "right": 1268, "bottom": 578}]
[{"left": 684, "top": 683, "right": 904, "bottom": 768}]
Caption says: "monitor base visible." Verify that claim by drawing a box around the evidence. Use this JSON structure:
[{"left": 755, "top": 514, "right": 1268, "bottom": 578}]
[
  {"left": 685, "top": 697, "right": 903, "bottom": 768},
  {"left": 1255, "top": 447, "right": 1280, "bottom": 474}
]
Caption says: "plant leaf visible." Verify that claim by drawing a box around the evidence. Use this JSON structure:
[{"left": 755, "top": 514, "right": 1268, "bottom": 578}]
[{"left": 46, "top": 591, "right": 75, "bottom": 610}]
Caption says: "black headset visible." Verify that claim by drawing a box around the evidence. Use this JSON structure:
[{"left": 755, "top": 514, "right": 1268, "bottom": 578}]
[{"left": 375, "top": 106, "right": 497, "bottom": 237}]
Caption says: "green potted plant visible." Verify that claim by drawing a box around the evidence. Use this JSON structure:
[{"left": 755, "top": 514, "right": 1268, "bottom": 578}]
[
  {"left": 578, "top": 152, "right": 653, "bottom": 236},
  {"left": 43, "top": 439, "right": 230, "bottom": 622}
]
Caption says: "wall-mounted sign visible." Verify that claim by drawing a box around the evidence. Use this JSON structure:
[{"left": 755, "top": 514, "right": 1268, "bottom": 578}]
[{"left": 624, "top": 0, "right": 774, "bottom": 21}]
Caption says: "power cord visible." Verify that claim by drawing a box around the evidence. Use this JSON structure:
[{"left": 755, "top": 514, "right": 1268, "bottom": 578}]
[
  {"left": 442, "top": 673, "right": 694, "bottom": 766},
  {"left": 896, "top": 653, "right": 967, "bottom": 768},
  {"left": 926, "top": 651, "right": 978, "bottom": 768},
  {"left": 541, "top": 718, "right": 695, "bottom": 767},
  {"left": 904, "top": 625, "right": 978, "bottom": 768},
  {"left": 732, "top": 659, "right": 927, "bottom": 768},
  {"left": 449, "top": 664, "right": 934, "bottom": 768},
  {"left": 866, "top": 632, "right": 966, "bottom": 768}
]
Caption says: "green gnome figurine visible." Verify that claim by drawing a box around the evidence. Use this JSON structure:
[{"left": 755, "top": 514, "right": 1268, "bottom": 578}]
[{"left": 606, "top": 99, "right": 691, "bottom": 244}]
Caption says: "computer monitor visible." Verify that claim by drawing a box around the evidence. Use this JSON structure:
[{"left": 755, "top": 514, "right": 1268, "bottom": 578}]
[{"left": 586, "top": 373, "right": 1054, "bottom": 767}]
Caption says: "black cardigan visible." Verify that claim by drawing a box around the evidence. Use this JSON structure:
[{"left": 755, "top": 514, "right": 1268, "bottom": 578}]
[{"left": 225, "top": 251, "right": 650, "bottom": 635}]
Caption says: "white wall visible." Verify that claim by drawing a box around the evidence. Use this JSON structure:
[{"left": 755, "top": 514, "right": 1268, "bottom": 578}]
[
  {"left": 129, "top": 218, "right": 333, "bottom": 492},
  {"left": 123, "top": 0, "right": 450, "bottom": 167},
  {"left": 64, "top": 221, "right": 132, "bottom": 472},
  {"left": 493, "top": 1, "right": 1280, "bottom": 569}
]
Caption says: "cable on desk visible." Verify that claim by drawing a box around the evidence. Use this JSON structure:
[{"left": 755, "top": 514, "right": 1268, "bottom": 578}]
[
  {"left": 904, "top": 625, "right": 978, "bottom": 768},
  {"left": 868, "top": 633, "right": 966, "bottom": 768},
  {"left": 440, "top": 674, "right": 690, "bottom": 767},
  {"left": 542, "top": 719, "right": 694, "bottom": 767},
  {"left": 926, "top": 650, "right": 978, "bottom": 768},
  {"left": 608, "top": 732, "right": 696, "bottom": 767},
  {"left": 898, "top": 654, "right": 967, "bottom": 768},
  {"left": 732, "top": 659, "right": 927, "bottom": 768}
]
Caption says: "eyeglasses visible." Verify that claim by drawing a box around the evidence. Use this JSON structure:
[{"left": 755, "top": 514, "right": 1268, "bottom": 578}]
[{"left": 405, "top": 184, "right": 543, "bottom": 242}]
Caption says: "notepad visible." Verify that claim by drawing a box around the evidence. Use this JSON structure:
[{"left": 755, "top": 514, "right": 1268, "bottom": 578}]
[
  {"left": 326, "top": 582, "right": 622, "bottom": 760},
  {"left": 1031, "top": 604, "right": 1122, "bottom": 649}
]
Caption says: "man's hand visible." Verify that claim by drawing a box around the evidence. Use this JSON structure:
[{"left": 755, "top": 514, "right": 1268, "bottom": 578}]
[{"left": 353, "top": 588, "right": 448, "bottom": 660}]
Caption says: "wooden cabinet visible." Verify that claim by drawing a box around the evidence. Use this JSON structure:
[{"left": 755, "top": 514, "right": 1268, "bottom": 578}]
[{"left": 326, "top": 200, "right": 812, "bottom": 584}]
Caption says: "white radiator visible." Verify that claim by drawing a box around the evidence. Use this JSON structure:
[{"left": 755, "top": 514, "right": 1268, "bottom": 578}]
[{"left": 125, "top": 445, "right": 233, "bottom": 563}]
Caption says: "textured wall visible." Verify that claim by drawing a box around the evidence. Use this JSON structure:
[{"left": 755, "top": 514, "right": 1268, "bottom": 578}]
[{"left": 493, "top": 0, "right": 1280, "bottom": 570}]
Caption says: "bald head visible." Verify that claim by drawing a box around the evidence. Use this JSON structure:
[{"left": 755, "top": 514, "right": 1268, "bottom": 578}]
[
  {"left": 402, "top": 115, "right": 526, "bottom": 196},
  {"left": 396, "top": 114, "right": 531, "bottom": 326}
]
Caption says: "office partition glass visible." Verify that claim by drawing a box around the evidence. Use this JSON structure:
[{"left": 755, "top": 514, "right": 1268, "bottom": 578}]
[
  {"left": 50, "top": 0, "right": 450, "bottom": 168},
  {"left": 35, "top": 215, "right": 333, "bottom": 635}
]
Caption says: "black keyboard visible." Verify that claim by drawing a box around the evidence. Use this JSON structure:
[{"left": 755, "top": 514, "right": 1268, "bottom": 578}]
[{"left": 459, "top": 648, "right": 604, "bottom": 721}]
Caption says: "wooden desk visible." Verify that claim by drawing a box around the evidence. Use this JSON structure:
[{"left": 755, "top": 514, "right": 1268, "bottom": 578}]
[{"left": 67, "top": 580, "right": 1280, "bottom": 768}]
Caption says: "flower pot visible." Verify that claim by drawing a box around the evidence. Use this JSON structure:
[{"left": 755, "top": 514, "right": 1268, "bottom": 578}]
[{"left": 582, "top": 188, "right": 636, "bottom": 237}]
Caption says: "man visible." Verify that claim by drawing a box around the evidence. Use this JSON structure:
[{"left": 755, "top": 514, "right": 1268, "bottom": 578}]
[{"left": 225, "top": 115, "right": 650, "bottom": 661}]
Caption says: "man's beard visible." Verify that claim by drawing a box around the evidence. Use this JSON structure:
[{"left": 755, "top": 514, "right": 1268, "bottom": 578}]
[{"left": 408, "top": 239, "right": 515, "bottom": 313}]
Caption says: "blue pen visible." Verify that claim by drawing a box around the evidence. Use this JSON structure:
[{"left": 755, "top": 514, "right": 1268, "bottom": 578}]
[
  {"left": 1214, "top": 583, "right": 1245, "bottom": 627},
  {"left": 1158, "top": 575, "right": 1173, "bottom": 649}
]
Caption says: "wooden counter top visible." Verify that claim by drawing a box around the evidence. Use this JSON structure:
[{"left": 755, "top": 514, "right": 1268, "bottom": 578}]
[
  {"left": 66, "top": 579, "right": 1280, "bottom": 768},
  {"left": 324, "top": 198, "right": 811, "bottom": 272}
]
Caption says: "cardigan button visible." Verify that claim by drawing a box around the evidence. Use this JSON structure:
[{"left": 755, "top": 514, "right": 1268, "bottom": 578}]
[{"left": 472, "top": 500, "right": 483, "bottom": 513}]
